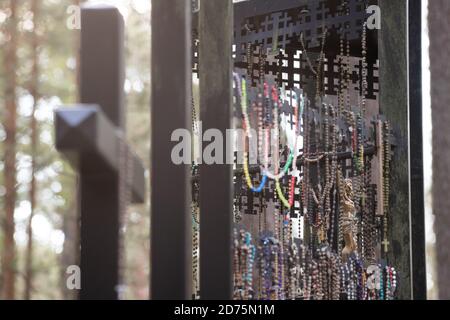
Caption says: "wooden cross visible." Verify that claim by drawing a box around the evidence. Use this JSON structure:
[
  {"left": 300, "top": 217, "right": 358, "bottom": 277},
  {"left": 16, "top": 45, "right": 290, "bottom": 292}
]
[{"left": 55, "top": 5, "right": 145, "bottom": 300}]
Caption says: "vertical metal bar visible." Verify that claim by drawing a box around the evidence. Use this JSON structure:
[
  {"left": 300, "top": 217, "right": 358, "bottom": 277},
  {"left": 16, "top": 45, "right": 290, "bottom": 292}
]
[
  {"left": 199, "top": 0, "right": 234, "bottom": 300},
  {"left": 151, "top": 0, "right": 192, "bottom": 300},
  {"left": 379, "top": 0, "right": 411, "bottom": 299},
  {"left": 379, "top": 0, "right": 426, "bottom": 300},
  {"left": 78, "top": 5, "right": 125, "bottom": 300},
  {"left": 408, "top": 0, "right": 426, "bottom": 300}
]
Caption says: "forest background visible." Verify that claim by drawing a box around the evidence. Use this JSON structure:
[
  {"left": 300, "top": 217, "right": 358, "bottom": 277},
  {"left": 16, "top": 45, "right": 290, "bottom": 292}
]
[{"left": 0, "top": 0, "right": 150, "bottom": 299}]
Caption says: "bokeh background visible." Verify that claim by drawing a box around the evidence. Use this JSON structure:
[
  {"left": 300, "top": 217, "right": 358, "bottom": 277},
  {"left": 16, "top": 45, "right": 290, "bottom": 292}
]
[{"left": 0, "top": 0, "right": 150, "bottom": 299}]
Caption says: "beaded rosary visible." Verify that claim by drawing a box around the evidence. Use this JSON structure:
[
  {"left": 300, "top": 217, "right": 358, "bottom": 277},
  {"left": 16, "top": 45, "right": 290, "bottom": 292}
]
[
  {"left": 231, "top": 58, "right": 396, "bottom": 300},
  {"left": 199, "top": 1, "right": 401, "bottom": 301}
]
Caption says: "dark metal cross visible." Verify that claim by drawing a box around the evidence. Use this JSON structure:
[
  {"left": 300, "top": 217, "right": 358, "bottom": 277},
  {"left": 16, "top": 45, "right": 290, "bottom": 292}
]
[{"left": 55, "top": 5, "right": 145, "bottom": 300}]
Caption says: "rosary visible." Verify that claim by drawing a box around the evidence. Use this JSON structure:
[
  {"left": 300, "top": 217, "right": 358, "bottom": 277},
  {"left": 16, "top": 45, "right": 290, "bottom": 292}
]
[
  {"left": 230, "top": 19, "right": 397, "bottom": 300},
  {"left": 190, "top": 4, "right": 398, "bottom": 300}
]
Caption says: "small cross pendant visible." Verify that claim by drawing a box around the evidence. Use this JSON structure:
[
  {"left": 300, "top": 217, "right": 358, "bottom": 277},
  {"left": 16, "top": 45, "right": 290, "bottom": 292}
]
[{"left": 382, "top": 239, "right": 390, "bottom": 253}]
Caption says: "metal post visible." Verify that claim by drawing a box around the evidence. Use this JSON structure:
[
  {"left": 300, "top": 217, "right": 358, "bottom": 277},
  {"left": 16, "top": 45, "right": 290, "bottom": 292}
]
[
  {"left": 408, "top": 0, "right": 426, "bottom": 300},
  {"left": 379, "top": 0, "right": 426, "bottom": 300},
  {"left": 199, "top": 0, "right": 234, "bottom": 300},
  {"left": 150, "top": 0, "right": 192, "bottom": 300}
]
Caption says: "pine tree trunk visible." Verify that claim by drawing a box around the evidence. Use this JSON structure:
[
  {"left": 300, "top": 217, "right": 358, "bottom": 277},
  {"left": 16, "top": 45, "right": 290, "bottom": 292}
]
[
  {"left": 59, "top": 0, "right": 82, "bottom": 300},
  {"left": 24, "top": 0, "right": 40, "bottom": 300},
  {"left": 60, "top": 197, "right": 79, "bottom": 300},
  {"left": 429, "top": 0, "right": 450, "bottom": 300},
  {"left": 1, "top": 0, "right": 18, "bottom": 300}
]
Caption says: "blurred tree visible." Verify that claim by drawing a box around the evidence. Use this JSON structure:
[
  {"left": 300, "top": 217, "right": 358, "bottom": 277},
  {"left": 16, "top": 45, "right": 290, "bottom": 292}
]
[
  {"left": 1, "top": 0, "right": 18, "bottom": 300},
  {"left": 0, "top": 0, "right": 151, "bottom": 300},
  {"left": 430, "top": 0, "right": 450, "bottom": 300},
  {"left": 35, "top": 0, "right": 79, "bottom": 299},
  {"left": 58, "top": 0, "right": 82, "bottom": 301},
  {"left": 122, "top": 2, "right": 150, "bottom": 300},
  {"left": 24, "top": 0, "right": 40, "bottom": 300},
  {"left": 14, "top": 0, "right": 78, "bottom": 299}
]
